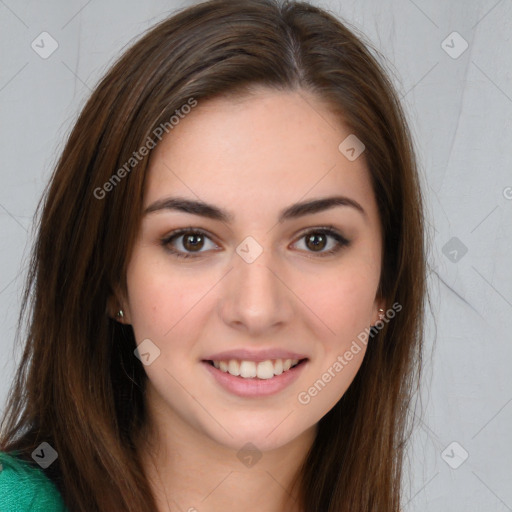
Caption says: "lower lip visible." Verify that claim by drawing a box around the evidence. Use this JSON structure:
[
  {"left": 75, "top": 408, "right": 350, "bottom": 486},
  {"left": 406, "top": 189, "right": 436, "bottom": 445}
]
[{"left": 201, "top": 360, "right": 308, "bottom": 398}]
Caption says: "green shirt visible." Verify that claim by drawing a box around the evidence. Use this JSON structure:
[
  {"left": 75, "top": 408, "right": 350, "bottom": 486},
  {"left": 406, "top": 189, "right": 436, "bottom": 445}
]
[{"left": 0, "top": 451, "right": 68, "bottom": 511}]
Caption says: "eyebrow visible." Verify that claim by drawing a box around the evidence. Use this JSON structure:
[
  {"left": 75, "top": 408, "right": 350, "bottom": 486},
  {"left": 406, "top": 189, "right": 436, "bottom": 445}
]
[{"left": 144, "top": 195, "right": 366, "bottom": 222}]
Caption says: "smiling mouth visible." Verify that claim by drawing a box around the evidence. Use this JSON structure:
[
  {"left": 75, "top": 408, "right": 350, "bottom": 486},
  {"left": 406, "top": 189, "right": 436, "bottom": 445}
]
[{"left": 204, "top": 358, "right": 308, "bottom": 380}]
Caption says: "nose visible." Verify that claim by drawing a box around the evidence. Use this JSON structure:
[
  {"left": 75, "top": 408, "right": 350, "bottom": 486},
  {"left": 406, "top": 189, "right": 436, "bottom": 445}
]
[{"left": 217, "top": 245, "right": 294, "bottom": 336}]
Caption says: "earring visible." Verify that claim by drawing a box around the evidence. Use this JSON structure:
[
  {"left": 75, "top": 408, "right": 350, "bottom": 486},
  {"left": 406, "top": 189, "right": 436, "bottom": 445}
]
[
  {"left": 369, "top": 308, "right": 385, "bottom": 335},
  {"left": 116, "top": 310, "right": 124, "bottom": 319}
]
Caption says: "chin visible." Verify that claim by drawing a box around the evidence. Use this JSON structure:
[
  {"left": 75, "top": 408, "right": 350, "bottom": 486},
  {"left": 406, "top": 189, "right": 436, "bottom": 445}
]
[{"left": 198, "top": 412, "right": 311, "bottom": 453}]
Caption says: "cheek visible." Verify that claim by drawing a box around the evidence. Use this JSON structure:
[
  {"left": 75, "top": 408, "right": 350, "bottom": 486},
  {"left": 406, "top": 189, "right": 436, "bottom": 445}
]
[
  {"left": 125, "top": 250, "right": 219, "bottom": 346},
  {"left": 294, "top": 267, "right": 376, "bottom": 415},
  {"left": 303, "top": 263, "right": 379, "bottom": 341},
  {"left": 126, "top": 249, "right": 184, "bottom": 339}
]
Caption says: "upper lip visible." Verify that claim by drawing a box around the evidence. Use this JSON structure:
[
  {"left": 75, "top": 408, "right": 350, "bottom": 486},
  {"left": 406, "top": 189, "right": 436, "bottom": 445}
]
[{"left": 203, "top": 349, "right": 309, "bottom": 363}]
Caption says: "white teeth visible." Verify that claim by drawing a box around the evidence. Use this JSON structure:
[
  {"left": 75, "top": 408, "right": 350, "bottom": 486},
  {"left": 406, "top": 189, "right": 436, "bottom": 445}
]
[
  {"left": 228, "top": 359, "right": 240, "bottom": 376},
  {"left": 256, "top": 360, "right": 275, "bottom": 380},
  {"left": 211, "top": 358, "right": 301, "bottom": 379},
  {"left": 239, "top": 360, "right": 257, "bottom": 378}
]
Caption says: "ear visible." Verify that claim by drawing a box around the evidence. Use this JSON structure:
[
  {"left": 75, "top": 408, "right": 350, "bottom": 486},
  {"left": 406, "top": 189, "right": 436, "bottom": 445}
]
[{"left": 106, "top": 289, "right": 132, "bottom": 324}]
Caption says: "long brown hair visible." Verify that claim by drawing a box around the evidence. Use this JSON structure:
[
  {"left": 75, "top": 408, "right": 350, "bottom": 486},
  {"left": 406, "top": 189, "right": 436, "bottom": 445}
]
[{"left": 0, "top": 1, "right": 426, "bottom": 510}]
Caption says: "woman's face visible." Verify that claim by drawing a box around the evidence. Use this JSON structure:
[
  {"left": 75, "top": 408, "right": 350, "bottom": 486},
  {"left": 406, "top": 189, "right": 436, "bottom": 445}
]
[{"left": 122, "top": 88, "right": 384, "bottom": 452}]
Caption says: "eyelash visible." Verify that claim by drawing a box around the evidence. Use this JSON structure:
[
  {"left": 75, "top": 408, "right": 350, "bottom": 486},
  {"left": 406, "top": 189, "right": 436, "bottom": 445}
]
[{"left": 161, "top": 226, "right": 350, "bottom": 260}]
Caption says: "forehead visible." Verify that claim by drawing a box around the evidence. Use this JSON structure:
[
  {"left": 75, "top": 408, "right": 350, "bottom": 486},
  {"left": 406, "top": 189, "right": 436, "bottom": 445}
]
[{"left": 144, "top": 89, "right": 378, "bottom": 224}]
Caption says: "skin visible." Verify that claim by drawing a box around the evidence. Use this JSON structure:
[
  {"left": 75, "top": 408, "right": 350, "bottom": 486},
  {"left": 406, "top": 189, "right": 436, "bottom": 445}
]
[{"left": 115, "top": 88, "right": 385, "bottom": 512}]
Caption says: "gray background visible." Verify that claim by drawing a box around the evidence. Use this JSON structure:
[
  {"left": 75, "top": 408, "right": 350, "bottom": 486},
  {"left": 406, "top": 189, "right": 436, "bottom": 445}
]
[{"left": 1, "top": 0, "right": 511, "bottom": 510}]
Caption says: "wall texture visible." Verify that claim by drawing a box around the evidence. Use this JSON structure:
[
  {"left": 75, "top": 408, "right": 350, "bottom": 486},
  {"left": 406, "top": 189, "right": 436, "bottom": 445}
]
[{"left": 1, "top": 1, "right": 511, "bottom": 510}]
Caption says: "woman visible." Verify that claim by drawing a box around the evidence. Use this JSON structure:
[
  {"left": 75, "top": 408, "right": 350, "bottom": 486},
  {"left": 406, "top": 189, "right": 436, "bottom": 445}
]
[{"left": 0, "top": 0, "right": 426, "bottom": 510}]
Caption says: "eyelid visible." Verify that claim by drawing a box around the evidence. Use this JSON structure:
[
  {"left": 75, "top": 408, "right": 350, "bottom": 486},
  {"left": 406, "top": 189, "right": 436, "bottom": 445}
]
[{"left": 291, "top": 224, "right": 346, "bottom": 241}]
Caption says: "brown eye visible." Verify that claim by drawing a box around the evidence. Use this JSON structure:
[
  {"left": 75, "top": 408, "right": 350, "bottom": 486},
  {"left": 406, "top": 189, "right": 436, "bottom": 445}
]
[
  {"left": 305, "top": 232, "right": 327, "bottom": 252},
  {"left": 182, "top": 233, "right": 205, "bottom": 252},
  {"left": 292, "top": 227, "right": 350, "bottom": 257},
  {"left": 162, "top": 229, "right": 218, "bottom": 259}
]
